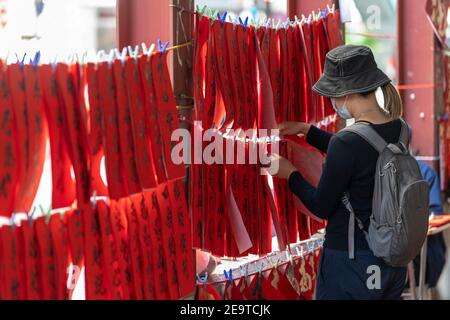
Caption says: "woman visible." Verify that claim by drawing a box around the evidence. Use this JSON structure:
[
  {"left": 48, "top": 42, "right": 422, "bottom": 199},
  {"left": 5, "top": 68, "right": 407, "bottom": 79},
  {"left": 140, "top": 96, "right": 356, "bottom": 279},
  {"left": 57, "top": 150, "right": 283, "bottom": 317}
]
[{"left": 273, "top": 45, "right": 407, "bottom": 300}]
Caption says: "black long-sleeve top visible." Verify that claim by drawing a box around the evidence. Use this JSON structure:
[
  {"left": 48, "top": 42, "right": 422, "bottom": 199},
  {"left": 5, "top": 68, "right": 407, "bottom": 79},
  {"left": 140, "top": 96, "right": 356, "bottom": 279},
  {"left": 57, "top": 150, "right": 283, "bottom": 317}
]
[{"left": 288, "top": 120, "right": 402, "bottom": 251}]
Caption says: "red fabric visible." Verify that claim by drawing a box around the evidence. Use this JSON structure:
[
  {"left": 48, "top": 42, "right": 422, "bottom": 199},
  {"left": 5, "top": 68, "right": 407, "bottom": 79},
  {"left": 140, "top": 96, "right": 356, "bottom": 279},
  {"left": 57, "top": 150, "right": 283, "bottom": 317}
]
[
  {"left": 285, "top": 135, "right": 326, "bottom": 223},
  {"left": 84, "top": 63, "right": 108, "bottom": 197},
  {"left": 49, "top": 214, "right": 70, "bottom": 300},
  {"left": 66, "top": 209, "right": 84, "bottom": 299},
  {"left": 55, "top": 63, "right": 90, "bottom": 204},
  {"left": 242, "top": 274, "right": 261, "bottom": 300},
  {"left": 226, "top": 22, "right": 244, "bottom": 129},
  {"left": 39, "top": 65, "right": 76, "bottom": 208},
  {"left": 286, "top": 26, "right": 300, "bottom": 121},
  {"left": 236, "top": 25, "right": 255, "bottom": 130},
  {"left": 266, "top": 265, "right": 300, "bottom": 300},
  {"left": 196, "top": 283, "right": 223, "bottom": 300},
  {"left": 294, "top": 252, "right": 317, "bottom": 300},
  {"left": 129, "top": 193, "right": 156, "bottom": 300},
  {"left": 7, "top": 64, "right": 29, "bottom": 213},
  {"left": 313, "top": 18, "right": 333, "bottom": 119},
  {"left": 21, "top": 222, "right": 42, "bottom": 300},
  {"left": 167, "top": 179, "right": 195, "bottom": 298},
  {"left": 212, "top": 20, "right": 234, "bottom": 128},
  {"left": 0, "top": 61, "right": 19, "bottom": 216},
  {"left": 268, "top": 28, "right": 281, "bottom": 122},
  {"left": 122, "top": 197, "right": 145, "bottom": 300},
  {"left": 151, "top": 52, "right": 186, "bottom": 180},
  {"left": 156, "top": 183, "right": 181, "bottom": 300},
  {"left": 112, "top": 60, "right": 141, "bottom": 195},
  {"left": 300, "top": 22, "right": 316, "bottom": 123},
  {"left": 137, "top": 56, "right": 167, "bottom": 185},
  {"left": 0, "top": 226, "right": 26, "bottom": 299},
  {"left": 96, "top": 62, "right": 127, "bottom": 199},
  {"left": 109, "top": 200, "right": 133, "bottom": 299},
  {"left": 97, "top": 200, "right": 124, "bottom": 300},
  {"left": 125, "top": 58, "right": 158, "bottom": 189},
  {"left": 34, "top": 217, "right": 57, "bottom": 300},
  {"left": 83, "top": 202, "right": 109, "bottom": 300},
  {"left": 142, "top": 190, "right": 170, "bottom": 299},
  {"left": 223, "top": 278, "right": 246, "bottom": 300},
  {"left": 325, "top": 10, "right": 342, "bottom": 50}
]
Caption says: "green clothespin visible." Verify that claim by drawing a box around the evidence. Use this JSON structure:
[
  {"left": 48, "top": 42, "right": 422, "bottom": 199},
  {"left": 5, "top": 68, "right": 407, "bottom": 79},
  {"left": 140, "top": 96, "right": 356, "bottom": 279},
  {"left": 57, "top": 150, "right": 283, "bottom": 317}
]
[{"left": 40, "top": 204, "right": 52, "bottom": 224}]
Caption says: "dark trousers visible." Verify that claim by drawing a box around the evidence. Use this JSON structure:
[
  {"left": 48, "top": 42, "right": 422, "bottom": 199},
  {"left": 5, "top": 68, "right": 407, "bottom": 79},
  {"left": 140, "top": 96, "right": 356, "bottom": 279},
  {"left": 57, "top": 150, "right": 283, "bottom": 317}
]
[{"left": 316, "top": 248, "right": 407, "bottom": 300}]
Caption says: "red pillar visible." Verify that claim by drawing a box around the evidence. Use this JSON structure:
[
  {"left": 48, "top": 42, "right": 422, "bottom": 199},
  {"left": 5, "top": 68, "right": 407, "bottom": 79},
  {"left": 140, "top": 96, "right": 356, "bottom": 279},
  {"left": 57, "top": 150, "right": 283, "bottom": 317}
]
[
  {"left": 117, "top": 0, "right": 173, "bottom": 49},
  {"left": 398, "top": 0, "right": 441, "bottom": 168}
]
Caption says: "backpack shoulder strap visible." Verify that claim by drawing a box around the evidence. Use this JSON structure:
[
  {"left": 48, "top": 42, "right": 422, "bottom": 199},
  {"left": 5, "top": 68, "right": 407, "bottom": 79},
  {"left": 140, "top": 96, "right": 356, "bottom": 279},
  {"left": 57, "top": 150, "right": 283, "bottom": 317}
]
[
  {"left": 399, "top": 118, "right": 411, "bottom": 148},
  {"left": 342, "top": 122, "right": 388, "bottom": 154}
]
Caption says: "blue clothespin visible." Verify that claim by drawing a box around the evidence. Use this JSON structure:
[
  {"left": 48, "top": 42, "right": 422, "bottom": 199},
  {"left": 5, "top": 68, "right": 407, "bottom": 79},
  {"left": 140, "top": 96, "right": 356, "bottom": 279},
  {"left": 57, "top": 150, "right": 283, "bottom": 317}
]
[
  {"left": 217, "top": 11, "right": 228, "bottom": 27},
  {"left": 29, "top": 51, "right": 41, "bottom": 68},
  {"left": 35, "top": 0, "right": 45, "bottom": 17},
  {"left": 238, "top": 17, "right": 249, "bottom": 32},
  {"left": 224, "top": 269, "right": 233, "bottom": 284},
  {"left": 157, "top": 39, "right": 170, "bottom": 54},
  {"left": 196, "top": 272, "right": 209, "bottom": 288},
  {"left": 16, "top": 53, "right": 27, "bottom": 66},
  {"left": 28, "top": 206, "right": 36, "bottom": 227}
]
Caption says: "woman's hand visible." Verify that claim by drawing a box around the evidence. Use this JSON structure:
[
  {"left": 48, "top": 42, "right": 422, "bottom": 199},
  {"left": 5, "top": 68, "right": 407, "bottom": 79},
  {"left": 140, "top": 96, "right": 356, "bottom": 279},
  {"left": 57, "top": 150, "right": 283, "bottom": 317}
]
[
  {"left": 278, "top": 122, "right": 311, "bottom": 137},
  {"left": 269, "top": 154, "right": 298, "bottom": 180}
]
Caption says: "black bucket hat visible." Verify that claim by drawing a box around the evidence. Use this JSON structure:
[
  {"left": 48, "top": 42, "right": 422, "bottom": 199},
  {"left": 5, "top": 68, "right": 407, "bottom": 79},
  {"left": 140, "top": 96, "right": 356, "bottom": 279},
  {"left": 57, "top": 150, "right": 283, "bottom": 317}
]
[{"left": 312, "top": 45, "right": 391, "bottom": 98}]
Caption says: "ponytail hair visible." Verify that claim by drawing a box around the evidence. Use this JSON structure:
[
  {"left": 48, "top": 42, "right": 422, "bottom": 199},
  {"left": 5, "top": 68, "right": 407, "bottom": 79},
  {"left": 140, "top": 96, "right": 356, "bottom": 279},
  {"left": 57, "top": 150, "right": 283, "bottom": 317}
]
[{"left": 381, "top": 83, "right": 403, "bottom": 119}]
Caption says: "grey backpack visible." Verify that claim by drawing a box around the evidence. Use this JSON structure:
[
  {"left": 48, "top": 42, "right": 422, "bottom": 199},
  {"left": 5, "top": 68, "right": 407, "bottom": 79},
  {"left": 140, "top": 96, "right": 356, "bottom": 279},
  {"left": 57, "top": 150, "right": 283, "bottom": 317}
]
[{"left": 342, "top": 119, "right": 429, "bottom": 267}]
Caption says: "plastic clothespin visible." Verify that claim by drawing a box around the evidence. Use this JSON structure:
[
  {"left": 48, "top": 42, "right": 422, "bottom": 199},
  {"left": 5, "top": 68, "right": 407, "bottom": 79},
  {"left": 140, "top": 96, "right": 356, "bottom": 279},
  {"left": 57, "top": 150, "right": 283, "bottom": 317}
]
[
  {"left": 157, "top": 39, "right": 170, "bottom": 54},
  {"left": 28, "top": 206, "right": 36, "bottom": 227},
  {"left": 217, "top": 11, "right": 228, "bottom": 27},
  {"left": 29, "top": 51, "right": 41, "bottom": 68},
  {"left": 196, "top": 272, "right": 209, "bottom": 288},
  {"left": 96, "top": 50, "right": 106, "bottom": 62},
  {"left": 224, "top": 269, "right": 233, "bottom": 284},
  {"left": 307, "top": 241, "right": 315, "bottom": 252},
  {"left": 265, "top": 18, "right": 271, "bottom": 29},
  {"left": 105, "top": 49, "right": 115, "bottom": 67},
  {"left": 142, "top": 43, "right": 155, "bottom": 58},
  {"left": 50, "top": 55, "right": 58, "bottom": 70},
  {"left": 16, "top": 53, "right": 27, "bottom": 67},
  {"left": 10, "top": 212, "right": 16, "bottom": 231},
  {"left": 115, "top": 47, "right": 128, "bottom": 65},
  {"left": 40, "top": 204, "right": 52, "bottom": 224},
  {"left": 283, "top": 18, "right": 291, "bottom": 29},
  {"left": 127, "top": 45, "right": 139, "bottom": 63},
  {"left": 239, "top": 17, "right": 249, "bottom": 32},
  {"left": 197, "top": 5, "right": 207, "bottom": 17},
  {"left": 78, "top": 51, "right": 88, "bottom": 67},
  {"left": 91, "top": 190, "right": 98, "bottom": 209}
]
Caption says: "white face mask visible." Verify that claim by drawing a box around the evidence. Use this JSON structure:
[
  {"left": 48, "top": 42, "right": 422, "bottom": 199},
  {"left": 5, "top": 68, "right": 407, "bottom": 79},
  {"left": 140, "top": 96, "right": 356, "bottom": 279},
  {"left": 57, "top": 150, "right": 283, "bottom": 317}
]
[{"left": 331, "top": 96, "right": 352, "bottom": 120}]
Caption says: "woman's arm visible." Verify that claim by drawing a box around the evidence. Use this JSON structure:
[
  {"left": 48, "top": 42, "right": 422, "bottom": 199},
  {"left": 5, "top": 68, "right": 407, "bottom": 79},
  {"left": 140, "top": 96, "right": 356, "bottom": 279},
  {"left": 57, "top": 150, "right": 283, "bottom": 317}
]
[
  {"left": 305, "top": 126, "right": 334, "bottom": 154},
  {"left": 288, "top": 135, "right": 355, "bottom": 219}
]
